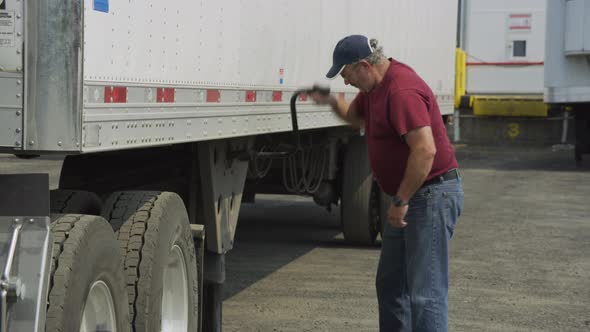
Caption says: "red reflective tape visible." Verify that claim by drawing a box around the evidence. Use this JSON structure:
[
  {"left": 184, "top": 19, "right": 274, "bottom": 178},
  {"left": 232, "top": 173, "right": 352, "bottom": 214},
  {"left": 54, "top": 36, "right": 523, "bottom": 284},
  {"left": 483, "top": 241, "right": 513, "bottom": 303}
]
[
  {"left": 104, "top": 87, "right": 112, "bottom": 103},
  {"left": 246, "top": 90, "right": 257, "bottom": 102},
  {"left": 157, "top": 88, "right": 175, "bottom": 103},
  {"left": 104, "top": 86, "right": 127, "bottom": 103},
  {"left": 207, "top": 90, "right": 220, "bottom": 103},
  {"left": 298, "top": 94, "right": 308, "bottom": 102},
  {"left": 166, "top": 88, "right": 175, "bottom": 102},
  {"left": 272, "top": 91, "right": 283, "bottom": 102}
]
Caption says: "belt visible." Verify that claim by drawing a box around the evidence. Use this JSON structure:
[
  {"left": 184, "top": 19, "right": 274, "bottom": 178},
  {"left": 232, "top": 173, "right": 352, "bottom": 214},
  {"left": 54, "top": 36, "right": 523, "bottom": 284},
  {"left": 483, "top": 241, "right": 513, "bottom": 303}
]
[{"left": 422, "top": 168, "right": 460, "bottom": 187}]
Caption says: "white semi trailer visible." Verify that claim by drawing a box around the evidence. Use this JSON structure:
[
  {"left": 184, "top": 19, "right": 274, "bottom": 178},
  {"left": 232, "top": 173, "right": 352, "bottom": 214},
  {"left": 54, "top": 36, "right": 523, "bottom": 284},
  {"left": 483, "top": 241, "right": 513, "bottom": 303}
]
[
  {"left": 544, "top": 0, "right": 590, "bottom": 163},
  {"left": 0, "top": 0, "right": 458, "bottom": 330},
  {"left": 457, "top": 0, "right": 548, "bottom": 117}
]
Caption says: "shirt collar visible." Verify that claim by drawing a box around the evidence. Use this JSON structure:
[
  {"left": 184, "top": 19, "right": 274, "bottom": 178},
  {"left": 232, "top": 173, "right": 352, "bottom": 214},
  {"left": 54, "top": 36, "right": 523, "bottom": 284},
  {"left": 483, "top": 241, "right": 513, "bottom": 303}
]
[{"left": 369, "top": 58, "right": 396, "bottom": 95}]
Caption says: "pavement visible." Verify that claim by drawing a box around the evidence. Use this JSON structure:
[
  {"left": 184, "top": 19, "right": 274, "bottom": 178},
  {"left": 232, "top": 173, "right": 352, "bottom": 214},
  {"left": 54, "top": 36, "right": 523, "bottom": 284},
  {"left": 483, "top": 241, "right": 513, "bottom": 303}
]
[
  {"left": 224, "top": 146, "right": 590, "bottom": 331},
  {"left": 1, "top": 145, "right": 589, "bottom": 331}
]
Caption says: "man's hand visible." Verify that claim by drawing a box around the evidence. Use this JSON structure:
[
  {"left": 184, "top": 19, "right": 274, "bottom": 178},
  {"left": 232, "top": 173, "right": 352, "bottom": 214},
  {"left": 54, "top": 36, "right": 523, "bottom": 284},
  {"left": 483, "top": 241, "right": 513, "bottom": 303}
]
[
  {"left": 388, "top": 203, "right": 409, "bottom": 228},
  {"left": 309, "top": 91, "right": 334, "bottom": 106},
  {"left": 309, "top": 92, "right": 364, "bottom": 129}
]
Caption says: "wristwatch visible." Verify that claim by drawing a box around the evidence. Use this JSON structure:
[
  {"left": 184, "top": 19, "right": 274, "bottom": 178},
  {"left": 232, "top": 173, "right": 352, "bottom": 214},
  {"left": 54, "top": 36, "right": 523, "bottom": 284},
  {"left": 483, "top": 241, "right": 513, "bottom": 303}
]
[{"left": 392, "top": 195, "right": 409, "bottom": 207}]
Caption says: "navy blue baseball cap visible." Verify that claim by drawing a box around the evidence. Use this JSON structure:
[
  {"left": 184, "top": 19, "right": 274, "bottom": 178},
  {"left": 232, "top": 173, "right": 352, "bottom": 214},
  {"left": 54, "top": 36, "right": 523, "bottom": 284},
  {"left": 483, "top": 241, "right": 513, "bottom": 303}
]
[{"left": 326, "top": 35, "right": 373, "bottom": 79}]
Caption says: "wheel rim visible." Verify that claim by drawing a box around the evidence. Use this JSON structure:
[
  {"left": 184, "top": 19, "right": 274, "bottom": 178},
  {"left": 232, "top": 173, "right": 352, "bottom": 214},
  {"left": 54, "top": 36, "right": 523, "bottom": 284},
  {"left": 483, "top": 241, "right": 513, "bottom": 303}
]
[
  {"left": 161, "top": 244, "right": 189, "bottom": 331},
  {"left": 80, "top": 281, "right": 117, "bottom": 332}
]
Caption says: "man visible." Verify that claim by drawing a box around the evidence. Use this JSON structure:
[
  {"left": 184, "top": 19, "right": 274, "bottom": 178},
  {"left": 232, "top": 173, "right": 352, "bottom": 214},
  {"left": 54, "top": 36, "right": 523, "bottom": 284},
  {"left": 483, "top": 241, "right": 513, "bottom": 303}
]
[{"left": 311, "top": 35, "right": 464, "bottom": 331}]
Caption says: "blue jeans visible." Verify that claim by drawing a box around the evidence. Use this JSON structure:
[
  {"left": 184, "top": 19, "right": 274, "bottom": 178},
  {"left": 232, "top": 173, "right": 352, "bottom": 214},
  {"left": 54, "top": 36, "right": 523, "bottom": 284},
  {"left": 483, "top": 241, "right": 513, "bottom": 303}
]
[{"left": 376, "top": 178, "right": 463, "bottom": 332}]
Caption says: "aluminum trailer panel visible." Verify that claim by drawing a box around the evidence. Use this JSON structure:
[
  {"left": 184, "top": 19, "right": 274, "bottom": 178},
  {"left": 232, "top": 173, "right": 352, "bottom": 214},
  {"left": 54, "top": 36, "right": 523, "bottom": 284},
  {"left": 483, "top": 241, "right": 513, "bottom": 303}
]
[
  {"left": 462, "top": 0, "right": 546, "bottom": 95},
  {"left": 544, "top": 0, "right": 590, "bottom": 103},
  {"left": 0, "top": 0, "right": 24, "bottom": 150},
  {"left": 0, "top": 0, "right": 457, "bottom": 154}
]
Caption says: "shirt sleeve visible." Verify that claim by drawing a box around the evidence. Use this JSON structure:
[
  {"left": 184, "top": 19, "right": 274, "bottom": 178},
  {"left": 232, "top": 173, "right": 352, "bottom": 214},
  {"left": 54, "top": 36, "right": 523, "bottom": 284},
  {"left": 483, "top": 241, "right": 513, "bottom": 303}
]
[
  {"left": 388, "top": 90, "right": 431, "bottom": 137},
  {"left": 351, "top": 92, "right": 366, "bottom": 118}
]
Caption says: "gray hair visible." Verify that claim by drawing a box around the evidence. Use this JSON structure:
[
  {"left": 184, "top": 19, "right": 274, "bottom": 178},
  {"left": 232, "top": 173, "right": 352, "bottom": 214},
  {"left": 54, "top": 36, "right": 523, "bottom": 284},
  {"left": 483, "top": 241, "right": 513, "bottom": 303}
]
[{"left": 365, "top": 38, "right": 387, "bottom": 65}]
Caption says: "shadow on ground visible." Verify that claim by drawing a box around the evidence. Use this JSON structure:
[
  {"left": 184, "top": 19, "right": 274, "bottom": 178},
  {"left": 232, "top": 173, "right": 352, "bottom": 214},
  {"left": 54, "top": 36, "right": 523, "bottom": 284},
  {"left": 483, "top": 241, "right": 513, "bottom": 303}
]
[{"left": 224, "top": 197, "right": 380, "bottom": 300}]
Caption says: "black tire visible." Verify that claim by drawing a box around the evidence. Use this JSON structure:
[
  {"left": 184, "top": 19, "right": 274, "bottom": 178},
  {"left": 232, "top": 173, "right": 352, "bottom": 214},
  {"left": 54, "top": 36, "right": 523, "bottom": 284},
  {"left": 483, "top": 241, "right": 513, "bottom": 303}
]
[
  {"left": 50, "top": 189, "right": 102, "bottom": 215},
  {"left": 101, "top": 190, "right": 161, "bottom": 232},
  {"left": 101, "top": 191, "right": 200, "bottom": 332},
  {"left": 46, "top": 214, "right": 130, "bottom": 332},
  {"left": 340, "top": 136, "right": 379, "bottom": 245}
]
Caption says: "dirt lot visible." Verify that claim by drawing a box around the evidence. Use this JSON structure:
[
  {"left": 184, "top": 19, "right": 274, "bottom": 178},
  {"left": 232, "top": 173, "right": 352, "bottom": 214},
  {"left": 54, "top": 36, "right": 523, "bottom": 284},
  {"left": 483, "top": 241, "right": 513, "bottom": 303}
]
[
  {"left": 224, "top": 146, "right": 590, "bottom": 332},
  {"left": 1, "top": 145, "right": 589, "bottom": 331}
]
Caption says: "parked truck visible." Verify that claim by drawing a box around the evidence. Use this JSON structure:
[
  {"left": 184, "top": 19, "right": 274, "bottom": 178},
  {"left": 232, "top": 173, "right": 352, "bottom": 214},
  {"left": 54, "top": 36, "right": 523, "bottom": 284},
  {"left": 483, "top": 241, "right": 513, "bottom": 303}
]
[
  {"left": 0, "top": 0, "right": 458, "bottom": 330},
  {"left": 544, "top": 0, "right": 590, "bottom": 163}
]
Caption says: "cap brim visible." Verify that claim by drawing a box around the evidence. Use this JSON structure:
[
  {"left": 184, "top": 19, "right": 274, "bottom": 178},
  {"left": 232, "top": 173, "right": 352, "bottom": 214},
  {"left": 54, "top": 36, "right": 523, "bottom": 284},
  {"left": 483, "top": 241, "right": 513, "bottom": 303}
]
[{"left": 326, "top": 64, "right": 345, "bottom": 79}]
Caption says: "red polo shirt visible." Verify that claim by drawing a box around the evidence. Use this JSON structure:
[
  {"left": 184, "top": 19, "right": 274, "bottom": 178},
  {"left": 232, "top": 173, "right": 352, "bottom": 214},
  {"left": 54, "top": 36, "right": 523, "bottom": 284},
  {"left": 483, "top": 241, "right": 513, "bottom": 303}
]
[{"left": 352, "top": 59, "right": 458, "bottom": 195}]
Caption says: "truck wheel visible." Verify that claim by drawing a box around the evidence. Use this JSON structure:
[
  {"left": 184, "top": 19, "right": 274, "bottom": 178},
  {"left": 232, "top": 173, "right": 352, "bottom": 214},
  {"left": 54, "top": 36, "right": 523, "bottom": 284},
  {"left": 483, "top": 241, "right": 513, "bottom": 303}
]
[
  {"left": 102, "top": 191, "right": 200, "bottom": 332},
  {"left": 50, "top": 189, "right": 102, "bottom": 215},
  {"left": 340, "top": 136, "right": 379, "bottom": 245},
  {"left": 46, "top": 214, "right": 130, "bottom": 332}
]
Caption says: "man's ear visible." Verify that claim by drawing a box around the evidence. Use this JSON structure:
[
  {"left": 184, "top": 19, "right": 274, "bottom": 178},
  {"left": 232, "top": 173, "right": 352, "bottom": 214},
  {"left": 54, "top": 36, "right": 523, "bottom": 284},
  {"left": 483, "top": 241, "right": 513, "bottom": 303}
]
[
  {"left": 357, "top": 60, "right": 373, "bottom": 74},
  {"left": 358, "top": 60, "right": 371, "bottom": 69}
]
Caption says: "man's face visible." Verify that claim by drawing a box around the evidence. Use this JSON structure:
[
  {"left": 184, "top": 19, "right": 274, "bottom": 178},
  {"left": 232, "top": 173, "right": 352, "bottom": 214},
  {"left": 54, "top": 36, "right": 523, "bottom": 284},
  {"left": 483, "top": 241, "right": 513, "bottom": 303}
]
[{"left": 341, "top": 61, "right": 371, "bottom": 92}]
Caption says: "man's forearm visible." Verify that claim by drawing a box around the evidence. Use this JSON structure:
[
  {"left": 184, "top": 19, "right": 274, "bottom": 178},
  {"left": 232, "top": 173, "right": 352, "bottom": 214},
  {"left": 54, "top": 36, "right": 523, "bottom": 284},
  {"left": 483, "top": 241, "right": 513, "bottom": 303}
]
[
  {"left": 328, "top": 96, "right": 349, "bottom": 121},
  {"left": 396, "top": 149, "right": 435, "bottom": 202},
  {"left": 328, "top": 97, "right": 363, "bottom": 128}
]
